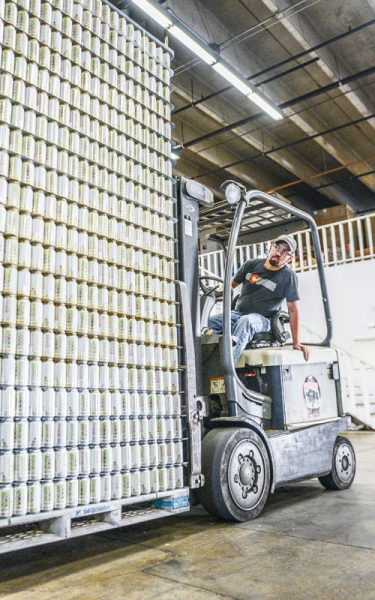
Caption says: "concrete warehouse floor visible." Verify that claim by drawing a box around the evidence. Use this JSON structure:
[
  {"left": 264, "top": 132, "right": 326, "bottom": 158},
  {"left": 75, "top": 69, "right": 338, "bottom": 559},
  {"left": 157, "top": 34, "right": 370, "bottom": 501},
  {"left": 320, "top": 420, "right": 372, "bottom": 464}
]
[{"left": 0, "top": 431, "right": 374, "bottom": 600}]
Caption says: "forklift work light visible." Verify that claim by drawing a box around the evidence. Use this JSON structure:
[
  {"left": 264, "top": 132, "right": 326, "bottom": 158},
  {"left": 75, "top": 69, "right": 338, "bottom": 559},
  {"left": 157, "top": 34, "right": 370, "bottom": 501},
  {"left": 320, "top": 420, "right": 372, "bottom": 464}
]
[{"left": 224, "top": 183, "right": 242, "bottom": 205}]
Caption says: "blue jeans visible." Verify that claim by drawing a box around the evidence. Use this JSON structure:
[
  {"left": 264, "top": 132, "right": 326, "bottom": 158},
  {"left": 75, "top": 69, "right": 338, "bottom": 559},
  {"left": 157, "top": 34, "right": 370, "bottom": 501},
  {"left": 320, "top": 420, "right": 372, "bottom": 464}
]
[{"left": 208, "top": 311, "right": 271, "bottom": 365}]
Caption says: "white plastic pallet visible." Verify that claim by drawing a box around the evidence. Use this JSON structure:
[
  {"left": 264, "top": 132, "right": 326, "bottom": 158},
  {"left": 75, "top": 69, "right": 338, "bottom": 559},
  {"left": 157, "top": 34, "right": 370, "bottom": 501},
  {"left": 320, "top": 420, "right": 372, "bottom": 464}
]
[{"left": 0, "top": 487, "right": 189, "bottom": 553}]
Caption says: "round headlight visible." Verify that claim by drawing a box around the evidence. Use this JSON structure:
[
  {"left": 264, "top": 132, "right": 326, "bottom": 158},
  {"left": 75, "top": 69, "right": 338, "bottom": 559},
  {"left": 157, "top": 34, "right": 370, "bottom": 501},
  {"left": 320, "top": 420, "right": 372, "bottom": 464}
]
[{"left": 225, "top": 182, "right": 242, "bottom": 205}]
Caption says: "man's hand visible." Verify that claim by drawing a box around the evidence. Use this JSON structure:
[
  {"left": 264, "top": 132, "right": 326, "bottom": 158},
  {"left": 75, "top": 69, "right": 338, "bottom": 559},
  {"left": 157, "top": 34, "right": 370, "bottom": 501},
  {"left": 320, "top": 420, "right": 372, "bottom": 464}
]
[{"left": 293, "top": 343, "right": 310, "bottom": 361}]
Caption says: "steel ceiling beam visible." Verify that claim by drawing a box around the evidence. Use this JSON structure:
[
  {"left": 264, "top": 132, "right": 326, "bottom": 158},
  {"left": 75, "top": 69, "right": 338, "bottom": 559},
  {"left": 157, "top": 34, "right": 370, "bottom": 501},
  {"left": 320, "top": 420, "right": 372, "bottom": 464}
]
[
  {"left": 173, "top": 18, "right": 375, "bottom": 116},
  {"left": 191, "top": 113, "right": 375, "bottom": 179},
  {"left": 177, "top": 65, "right": 375, "bottom": 149}
]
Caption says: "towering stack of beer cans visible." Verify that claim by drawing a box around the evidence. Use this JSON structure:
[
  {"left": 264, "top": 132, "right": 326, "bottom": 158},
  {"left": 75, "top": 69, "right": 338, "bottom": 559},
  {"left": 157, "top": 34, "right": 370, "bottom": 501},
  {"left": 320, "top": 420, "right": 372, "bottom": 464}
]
[{"left": 0, "top": 0, "right": 184, "bottom": 518}]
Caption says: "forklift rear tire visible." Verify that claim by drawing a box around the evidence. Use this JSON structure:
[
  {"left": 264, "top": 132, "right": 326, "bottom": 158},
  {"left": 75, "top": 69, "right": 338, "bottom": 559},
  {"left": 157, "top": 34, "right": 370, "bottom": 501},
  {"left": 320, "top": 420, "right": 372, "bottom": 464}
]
[
  {"left": 199, "top": 427, "right": 271, "bottom": 522},
  {"left": 318, "top": 436, "right": 356, "bottom": 490}
]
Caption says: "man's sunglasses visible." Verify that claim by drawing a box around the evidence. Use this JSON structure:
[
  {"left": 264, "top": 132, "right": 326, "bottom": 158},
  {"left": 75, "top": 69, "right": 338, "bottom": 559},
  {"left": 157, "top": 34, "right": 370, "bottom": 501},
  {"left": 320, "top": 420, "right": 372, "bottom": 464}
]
[{"left": 271, "top": 243, "right": 293, "bottom": 257}]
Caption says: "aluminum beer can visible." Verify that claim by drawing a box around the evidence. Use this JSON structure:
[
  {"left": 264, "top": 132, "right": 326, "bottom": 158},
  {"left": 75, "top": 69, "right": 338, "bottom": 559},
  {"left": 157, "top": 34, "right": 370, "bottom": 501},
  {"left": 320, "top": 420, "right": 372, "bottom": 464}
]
[
  {"left": 148, "top": 467, "right": 158, "bottom": 494},
  {"left": 90, "top": 419, "right": 100, "bottom": 445},
  {"left": 0, "top": 419, "right": 15, "bottom": 450},
  {"left": 39, "top": 389, "right": 53, "bottom": 418},
  {"left": 148, "top": 418, "right": 157, "bottom": 442},
  {"left": 90, "top": 391, "right": 100, "bottom": 417},
  {"left": 158, "top": 443, "right": 167, "bottom": 467},
  {"left": 0, "top": 388, "right": 15, "bottom": 418},
  {"left": 158, "top": 467, "right": 167, "bottom": 492},
  {"left": 130, "top": 470, "right": 141, "bottom": 496},
  {"left": 67, "top": 390, "right": 79, "bottom": 417},
  {"left": 130, "top": 443, "right": 141, "bottom": 469},
  {"left": 42, "top": 448, "right": 54, "bottom": 480},
  {"left": 130, "top": 418, "right": 140, "bottom": 443},
  {"left": 0, "top": 484, "right": 13, "bottom": 517},
  {"left": 14, "top": 450, "right": 28, "bottom": 482},
  {"left": 139, "top": 418, "right": 149, "bottom": 442},
  {"left": 140, "top": 442, "right": 150, "bottom": 468},
  {"left": 0, "top": 451, "right": 14, "bottom": 483},
  {"left": 79, "top": 447, "right": 90, "bottom": 476},
  {"left": 111, "top": 472, "right": 122, "bottom": 500},
  {"left": 101, "top": 445, "right": 112, "bottom": 473},
  {"left": 111, "top": 444, "right": 121, "bottom": 472},
  {"left": 149, "top": 443, "right": 158, "bottom": 468},
  {"left": 89, "top": 445, "right": 101, "bottom": 474},
  {"left": 54, "top": 478, "right": 66, "bottom": 509},
  {"left": 140, "top": 468, "right": 151, "bottom": 495},
  {"left": 90, "top": 474, "right": 101, "bottom": 504},
  {"left": 67, "top": 447, "right": 79, "bottom": 478},
  {"left": 66, "top": 477, "right": 79, "bottom": 507},
  {"left": 175, "top": 465, "right": 184, "bottom": 488},
  {"left": 55, "top": 448, "right": 68, "bottom": 478},
  {"left": 79, "top": 390, "right": 90, "bottom": 417},
  {"left": 54, "top": 419, "right": 67, "bottom": 448},
  {"left": 156, "top": 394, "right": 165, "bottom": 416},
  {"left": 99, "top": 473, "right": 110, "bottom": 502},
  {"left": 174, "top": 441, "right": 184, "bottom": 464},
  {"left": 121, "top": 444, "right": 131, "bottom": 471},
  {"left": 120, "top": 471, "right": 130, "bottom": 498},
  {"left": 110, "top": 419, "right": 120, "bottom": 445},
  {"left": 156, "top": 417, "right": 166, "bottom": 441},
  {"left": 174, "top": 417, "right": 182, "bottom": 440},
  {"left": 100, "top": 419, "right": 111, "bottom": 445},
  {"left": 14, "top": 419, "right": 28, "bottom": 449},
  {"left": 165, "top": 417, "right": 174, "bottom": 441},
  {"left": 27, "top": 481, "right": 41, "bottom": 514},
  {"left": 166, "top": 441, "right": 175, "bottom": 466},
  {"left": 28, "top": 449, "right": 42, "bottom": 481},
  {"left": 78, "top": 419, "right": 89, "bottom": 446},
  {"left": 41, "top": 480, "right": 54, "bottom": 511},
  {"left": 42, "top": 419, "right": 54, "bottom": 448},
  {"left": 12, "top": 483, "right": 27, "bottom": 516},
  {"left": 66, "top": 419, "right": 78, "bottom": 446}
]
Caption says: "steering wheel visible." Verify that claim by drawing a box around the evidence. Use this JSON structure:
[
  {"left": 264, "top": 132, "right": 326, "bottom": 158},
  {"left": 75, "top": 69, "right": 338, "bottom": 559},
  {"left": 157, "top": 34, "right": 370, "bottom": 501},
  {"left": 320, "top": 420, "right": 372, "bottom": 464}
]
[{"left": 199, "top": 274, "right": 224, "bottom": 297}]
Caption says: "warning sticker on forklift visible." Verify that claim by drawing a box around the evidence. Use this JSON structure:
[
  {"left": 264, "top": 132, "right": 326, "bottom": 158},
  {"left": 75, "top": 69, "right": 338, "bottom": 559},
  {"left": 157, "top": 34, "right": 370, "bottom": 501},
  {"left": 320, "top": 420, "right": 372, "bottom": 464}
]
[
  {"left": 184, "top": 217, "right": 192, "bottom": 236},
  {"left": 303, "top": 375, "right": 321, "bottom": 415},
  {"left": 210, "top": 377, "right": 226, "bottom": 394}
]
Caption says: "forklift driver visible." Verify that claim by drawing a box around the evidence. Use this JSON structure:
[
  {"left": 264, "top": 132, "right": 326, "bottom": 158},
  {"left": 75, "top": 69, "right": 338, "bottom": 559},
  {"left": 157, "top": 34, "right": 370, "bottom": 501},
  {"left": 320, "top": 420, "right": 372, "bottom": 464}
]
[{"left": 206, "top": 235, "right": 310, "bottom": 364}]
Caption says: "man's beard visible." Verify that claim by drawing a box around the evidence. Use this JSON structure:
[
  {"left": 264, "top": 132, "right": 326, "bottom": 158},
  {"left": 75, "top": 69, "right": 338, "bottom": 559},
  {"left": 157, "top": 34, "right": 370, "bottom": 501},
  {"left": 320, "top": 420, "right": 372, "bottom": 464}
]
[{"left": 269, "top": 258, "right": 280, "bottom": 266}]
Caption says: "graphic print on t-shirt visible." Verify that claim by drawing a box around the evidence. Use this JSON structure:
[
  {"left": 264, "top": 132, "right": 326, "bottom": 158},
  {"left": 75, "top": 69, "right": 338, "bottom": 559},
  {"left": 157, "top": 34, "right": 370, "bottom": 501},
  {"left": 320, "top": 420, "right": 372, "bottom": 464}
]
[{"left": 246, "top": 272, "right": 277, "bottom": 292}]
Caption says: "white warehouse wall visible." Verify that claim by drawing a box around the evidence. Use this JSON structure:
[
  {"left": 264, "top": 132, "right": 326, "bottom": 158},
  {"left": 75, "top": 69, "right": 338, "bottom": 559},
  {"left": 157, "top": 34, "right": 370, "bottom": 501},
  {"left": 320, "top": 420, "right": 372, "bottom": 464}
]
[{"left": 297, "top": 261, "right": 375, "bottom": 364}]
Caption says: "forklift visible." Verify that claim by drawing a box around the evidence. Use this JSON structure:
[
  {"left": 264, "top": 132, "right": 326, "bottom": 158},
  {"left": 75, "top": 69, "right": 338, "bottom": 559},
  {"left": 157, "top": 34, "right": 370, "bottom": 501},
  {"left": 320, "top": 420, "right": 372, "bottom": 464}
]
[{"left": 177, "top": 178, "right": 356, "bottom": 522}]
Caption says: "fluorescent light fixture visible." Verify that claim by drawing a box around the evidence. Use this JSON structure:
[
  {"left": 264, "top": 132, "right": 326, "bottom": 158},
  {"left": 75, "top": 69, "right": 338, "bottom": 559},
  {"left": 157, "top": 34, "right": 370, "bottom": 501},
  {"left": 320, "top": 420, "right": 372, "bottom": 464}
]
[
  {"left": 248, "top": 91, "right": 283, "bottom": 121},
  {"left": 171, "top": 152, "right": 179, "bottom": 160},
  {"left": 168, "top": 25, "right": 216, "bottom": 65},
  {"left": 212, "top": 62, "right": 251, "bottom": 96},
  {"left": 129, "top": 0, "right": 172, "bottom": 29},
  {"left": 126, "top": 0, "right": 283, "bottom": 121}
]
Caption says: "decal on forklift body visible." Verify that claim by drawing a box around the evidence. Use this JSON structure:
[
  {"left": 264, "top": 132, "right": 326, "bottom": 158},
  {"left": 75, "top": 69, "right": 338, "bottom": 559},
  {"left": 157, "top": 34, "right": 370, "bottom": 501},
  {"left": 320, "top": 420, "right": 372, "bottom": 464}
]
[
  {"left": 184, "top": 217, "right": 193, "bottom": 236},
  {"left": 210, "top": 377, "right": 226, "bottom": 394},
  {"left": 303, "top": 375, "right": 321, "bottom": 415}
]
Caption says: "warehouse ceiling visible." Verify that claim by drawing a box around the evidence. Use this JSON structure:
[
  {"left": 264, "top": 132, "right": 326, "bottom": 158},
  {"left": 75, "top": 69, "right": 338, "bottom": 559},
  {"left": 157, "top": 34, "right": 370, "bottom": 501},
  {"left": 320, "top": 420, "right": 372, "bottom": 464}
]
[{"left": 120, "top": 0, "right": 375, "bottom": 215}]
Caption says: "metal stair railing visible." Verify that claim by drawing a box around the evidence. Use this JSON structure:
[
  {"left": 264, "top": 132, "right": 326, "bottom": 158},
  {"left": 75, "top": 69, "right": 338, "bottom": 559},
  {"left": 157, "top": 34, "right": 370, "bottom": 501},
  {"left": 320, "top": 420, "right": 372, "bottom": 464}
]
[{"left": 200, "top": 211, "right": 375, "bottom": 276}]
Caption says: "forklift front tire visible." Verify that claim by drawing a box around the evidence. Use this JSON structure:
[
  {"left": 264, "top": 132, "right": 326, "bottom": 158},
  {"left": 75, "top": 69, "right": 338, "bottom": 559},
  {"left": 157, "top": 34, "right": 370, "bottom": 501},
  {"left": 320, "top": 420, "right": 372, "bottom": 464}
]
[
  {"left": 318, "top": 436, "right": 356, "bottom": 490},
  {"left": 199, "top": 428, "right": 271, "bottom": 522}
]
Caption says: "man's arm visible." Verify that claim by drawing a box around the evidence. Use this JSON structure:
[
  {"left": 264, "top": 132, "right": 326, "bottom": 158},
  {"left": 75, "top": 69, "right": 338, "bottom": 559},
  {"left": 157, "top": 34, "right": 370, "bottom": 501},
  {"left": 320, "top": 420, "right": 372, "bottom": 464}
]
[
  {"left": 231, "top": 279, "right": 239, "bottom": 289},
  {"left": 287, "top": 300, "right": 310, "bottom": 361}
]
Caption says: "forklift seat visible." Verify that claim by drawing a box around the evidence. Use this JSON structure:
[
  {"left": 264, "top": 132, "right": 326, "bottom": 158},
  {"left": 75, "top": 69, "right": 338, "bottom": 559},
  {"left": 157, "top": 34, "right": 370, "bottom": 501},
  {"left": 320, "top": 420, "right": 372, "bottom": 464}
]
[{"left": 248, "top": 310, "right": 290, "bottom": 349}]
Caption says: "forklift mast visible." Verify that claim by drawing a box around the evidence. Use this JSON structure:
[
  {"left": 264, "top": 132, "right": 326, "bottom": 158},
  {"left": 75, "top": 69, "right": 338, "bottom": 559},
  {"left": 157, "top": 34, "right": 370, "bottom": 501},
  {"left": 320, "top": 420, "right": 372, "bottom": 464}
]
[{"left": 176, "top": 178, "right": 214, "bottom": 395}]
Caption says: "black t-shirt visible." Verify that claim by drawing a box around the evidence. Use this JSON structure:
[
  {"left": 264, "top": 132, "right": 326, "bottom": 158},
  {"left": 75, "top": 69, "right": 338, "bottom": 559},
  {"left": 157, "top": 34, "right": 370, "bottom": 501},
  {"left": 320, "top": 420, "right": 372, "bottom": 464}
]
[{"left": 233, "top": 259, "right": 299, "bottom": 317}]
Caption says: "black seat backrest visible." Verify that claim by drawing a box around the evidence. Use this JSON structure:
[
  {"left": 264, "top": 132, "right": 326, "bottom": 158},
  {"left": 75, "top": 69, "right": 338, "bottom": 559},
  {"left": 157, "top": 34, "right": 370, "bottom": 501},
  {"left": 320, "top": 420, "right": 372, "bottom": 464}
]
[{"left": 249, "top": 310, "right": 290, "bottom": 348}]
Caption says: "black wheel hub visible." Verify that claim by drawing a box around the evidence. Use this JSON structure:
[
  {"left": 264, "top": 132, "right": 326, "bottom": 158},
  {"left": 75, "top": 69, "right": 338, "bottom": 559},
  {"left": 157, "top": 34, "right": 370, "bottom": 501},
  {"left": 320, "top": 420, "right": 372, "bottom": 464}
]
[{"left": 341, "top": 455, "right": 349, "bottom": 471}]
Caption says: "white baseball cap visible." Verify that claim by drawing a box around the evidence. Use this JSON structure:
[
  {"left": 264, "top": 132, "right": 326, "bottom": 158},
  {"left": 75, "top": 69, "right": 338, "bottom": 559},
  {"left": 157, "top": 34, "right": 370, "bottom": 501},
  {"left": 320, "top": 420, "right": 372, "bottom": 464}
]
[{"left": 274, "top": 234, "right": 297, "bottom": 253}]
